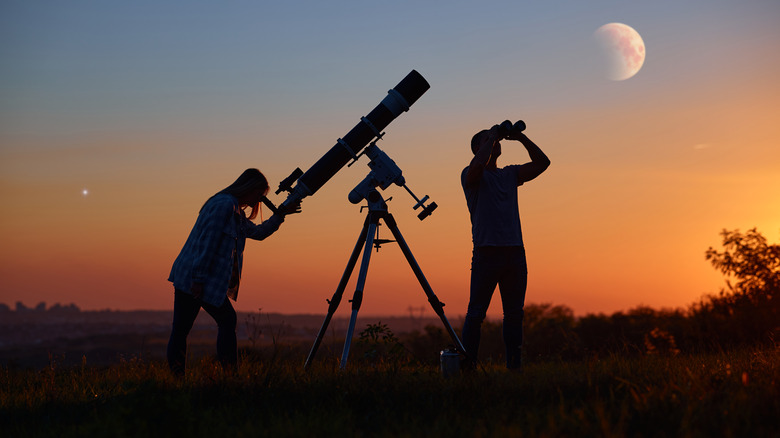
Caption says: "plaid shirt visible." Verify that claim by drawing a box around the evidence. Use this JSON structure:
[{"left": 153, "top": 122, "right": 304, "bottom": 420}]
[{"left": 168, "top": 193, "right": 284, "bottom": 307}]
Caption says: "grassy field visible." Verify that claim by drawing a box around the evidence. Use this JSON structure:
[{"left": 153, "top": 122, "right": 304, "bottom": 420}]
[{"left": 1, "top": 345, "right": 778, "bottom": 437}]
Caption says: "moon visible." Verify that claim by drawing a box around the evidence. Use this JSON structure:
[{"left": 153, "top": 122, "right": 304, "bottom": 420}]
[{"left": 594, "top": 23, "right": 646, "bottom": 81}]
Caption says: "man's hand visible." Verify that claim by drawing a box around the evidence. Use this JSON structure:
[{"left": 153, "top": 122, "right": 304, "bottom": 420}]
[
  {"left": 506, "top": 121, "right": 527, "bottom": 141},
  {"left": 465, "top": 127, "right": 502, "bottom": 187},
  {"left": 506, "top": 130, "right": 526, "bottom": 141},
  {"left": 488, "top": 124, "right": 503, "bottom": 142},
  {"left": 482, "top": 125, "right": 503, "bottom": 152}
]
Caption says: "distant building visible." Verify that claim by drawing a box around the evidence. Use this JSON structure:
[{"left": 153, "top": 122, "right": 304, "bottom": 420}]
[
  {"left": 49, "top": 303, "right": 81, "bottom": 313},
  {"left": 9, "top": 302, "right": 81, "bottom": 313}
]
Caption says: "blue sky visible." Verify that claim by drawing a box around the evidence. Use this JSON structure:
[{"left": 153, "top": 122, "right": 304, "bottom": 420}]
[{"left": 4, "top": 0, "right": 768, "bottom": 134}]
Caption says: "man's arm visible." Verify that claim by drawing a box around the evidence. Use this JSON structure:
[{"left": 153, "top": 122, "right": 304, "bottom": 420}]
[
  {"left": 464, "top": 126, "right": 501, "bottom": 186},
  {"left": 510, "top": 132, "right": 550, "bottom": 184}
]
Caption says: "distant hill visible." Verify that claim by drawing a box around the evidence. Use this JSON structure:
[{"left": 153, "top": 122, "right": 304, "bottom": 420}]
[{"left": 0, "top": 308, "right": 449, "bottom": 368}]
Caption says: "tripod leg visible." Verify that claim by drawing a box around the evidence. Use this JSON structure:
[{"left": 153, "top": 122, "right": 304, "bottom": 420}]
[
  {"left": 340, "top": 216, "right": 379, "bottom": 369},
  {"left": 304, "top": 215, "right": 371, "bottom": 370},
  {"left": 383, "top": 213, "right": 468, "bottom": 356}
]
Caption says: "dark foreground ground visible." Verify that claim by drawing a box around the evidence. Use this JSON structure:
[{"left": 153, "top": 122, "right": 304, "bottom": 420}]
[
  {"left": 1, "top": 347, "right": 778, "bottom": 438},
  {"left": 3, "top": 309, "right": 779, "bottom": 437}
]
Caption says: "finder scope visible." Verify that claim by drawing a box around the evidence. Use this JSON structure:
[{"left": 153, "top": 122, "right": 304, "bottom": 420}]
[{"left": 277, "top": 70, "right": 430, "bottom": 210}]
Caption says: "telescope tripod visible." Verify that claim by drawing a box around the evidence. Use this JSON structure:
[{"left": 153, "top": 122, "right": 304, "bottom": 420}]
[{"left": 304, "top": 190, "right": 467, "bottom": 370}]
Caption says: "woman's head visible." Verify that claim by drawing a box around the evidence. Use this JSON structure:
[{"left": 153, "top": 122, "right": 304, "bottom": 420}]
[{"left": 221, "top": 168, "right": 269, "bottom": 220}]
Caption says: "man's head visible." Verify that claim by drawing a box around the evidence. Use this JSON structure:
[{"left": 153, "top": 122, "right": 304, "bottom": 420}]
[
  {"left": 470, "top": 130, "right": 489, "bottom": 155},
  {"left": 471, "top": 128, "right": 501, "bottom": 161}
]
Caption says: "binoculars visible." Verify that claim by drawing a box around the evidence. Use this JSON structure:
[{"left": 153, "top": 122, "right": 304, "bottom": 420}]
[{"left": 495, "top": 120, "right": 526, "bottom": 139}]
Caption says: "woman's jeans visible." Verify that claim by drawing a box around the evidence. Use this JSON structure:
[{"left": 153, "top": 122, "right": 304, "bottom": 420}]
[
  {"left": 167, "top": 290, "right": 237, "bottom": 376},
  {"left": 462, "top": 246, "right": 527, "bottom": 369}
]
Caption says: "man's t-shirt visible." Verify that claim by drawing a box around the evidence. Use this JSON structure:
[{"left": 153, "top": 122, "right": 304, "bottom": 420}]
[{"left": 461, "top": 165, "right": 524, "bottom": 247}]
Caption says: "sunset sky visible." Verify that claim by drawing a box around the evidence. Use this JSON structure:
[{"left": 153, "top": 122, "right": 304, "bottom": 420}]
[{"left": 1, "top": 0, "right": 778, "bottom": 318}]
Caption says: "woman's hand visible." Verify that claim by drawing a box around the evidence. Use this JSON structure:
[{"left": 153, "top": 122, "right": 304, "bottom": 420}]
[{"left": 280, "top": 200, "right": 302, "bottom": 216}]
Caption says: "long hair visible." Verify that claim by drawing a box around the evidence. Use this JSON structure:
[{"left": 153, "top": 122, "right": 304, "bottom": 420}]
[{"left": 218, "top": 168, "right": 269, "bottom": 220}]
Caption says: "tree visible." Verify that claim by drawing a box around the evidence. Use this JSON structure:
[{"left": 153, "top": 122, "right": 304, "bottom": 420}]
[
  {"left": 700, "top": 228, "right": 780, "bottom": 345},
  {"left": 705, "top": 228, "right": 780, "bottom": 302}
]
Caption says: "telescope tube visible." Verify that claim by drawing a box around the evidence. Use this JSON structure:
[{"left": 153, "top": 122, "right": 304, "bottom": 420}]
[{"left": 280, "top": 70, "right": 429, "bottom": 208}]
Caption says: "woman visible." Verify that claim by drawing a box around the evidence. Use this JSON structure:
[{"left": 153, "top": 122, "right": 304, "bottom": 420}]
[{"left": 166, "top": 168, "right": 299, "bottom": 376}]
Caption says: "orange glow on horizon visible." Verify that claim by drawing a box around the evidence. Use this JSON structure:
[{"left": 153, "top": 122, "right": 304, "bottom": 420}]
[{"left": 2, "top": 4, "right": 778, "bottom": 317}]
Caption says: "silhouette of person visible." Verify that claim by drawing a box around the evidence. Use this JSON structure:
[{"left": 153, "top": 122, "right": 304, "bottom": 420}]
[
  {"left": 461, "top": 122, "right": 550, "bottom": 370},
  {"left": 166, "top": 168, "right": 300, "bottom": 377}
]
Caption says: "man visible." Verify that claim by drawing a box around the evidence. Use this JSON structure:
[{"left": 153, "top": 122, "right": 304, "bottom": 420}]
[{"left": 461, "top": 121, "right": 550, "bottom": 370}]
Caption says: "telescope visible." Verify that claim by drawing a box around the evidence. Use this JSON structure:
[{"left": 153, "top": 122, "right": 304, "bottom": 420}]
[
  {"left": 274, "top": 70, "right": 430, "bottom": 210},
  {"left": 265, "top": 69, "right": 469, "bottom": 369}
]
